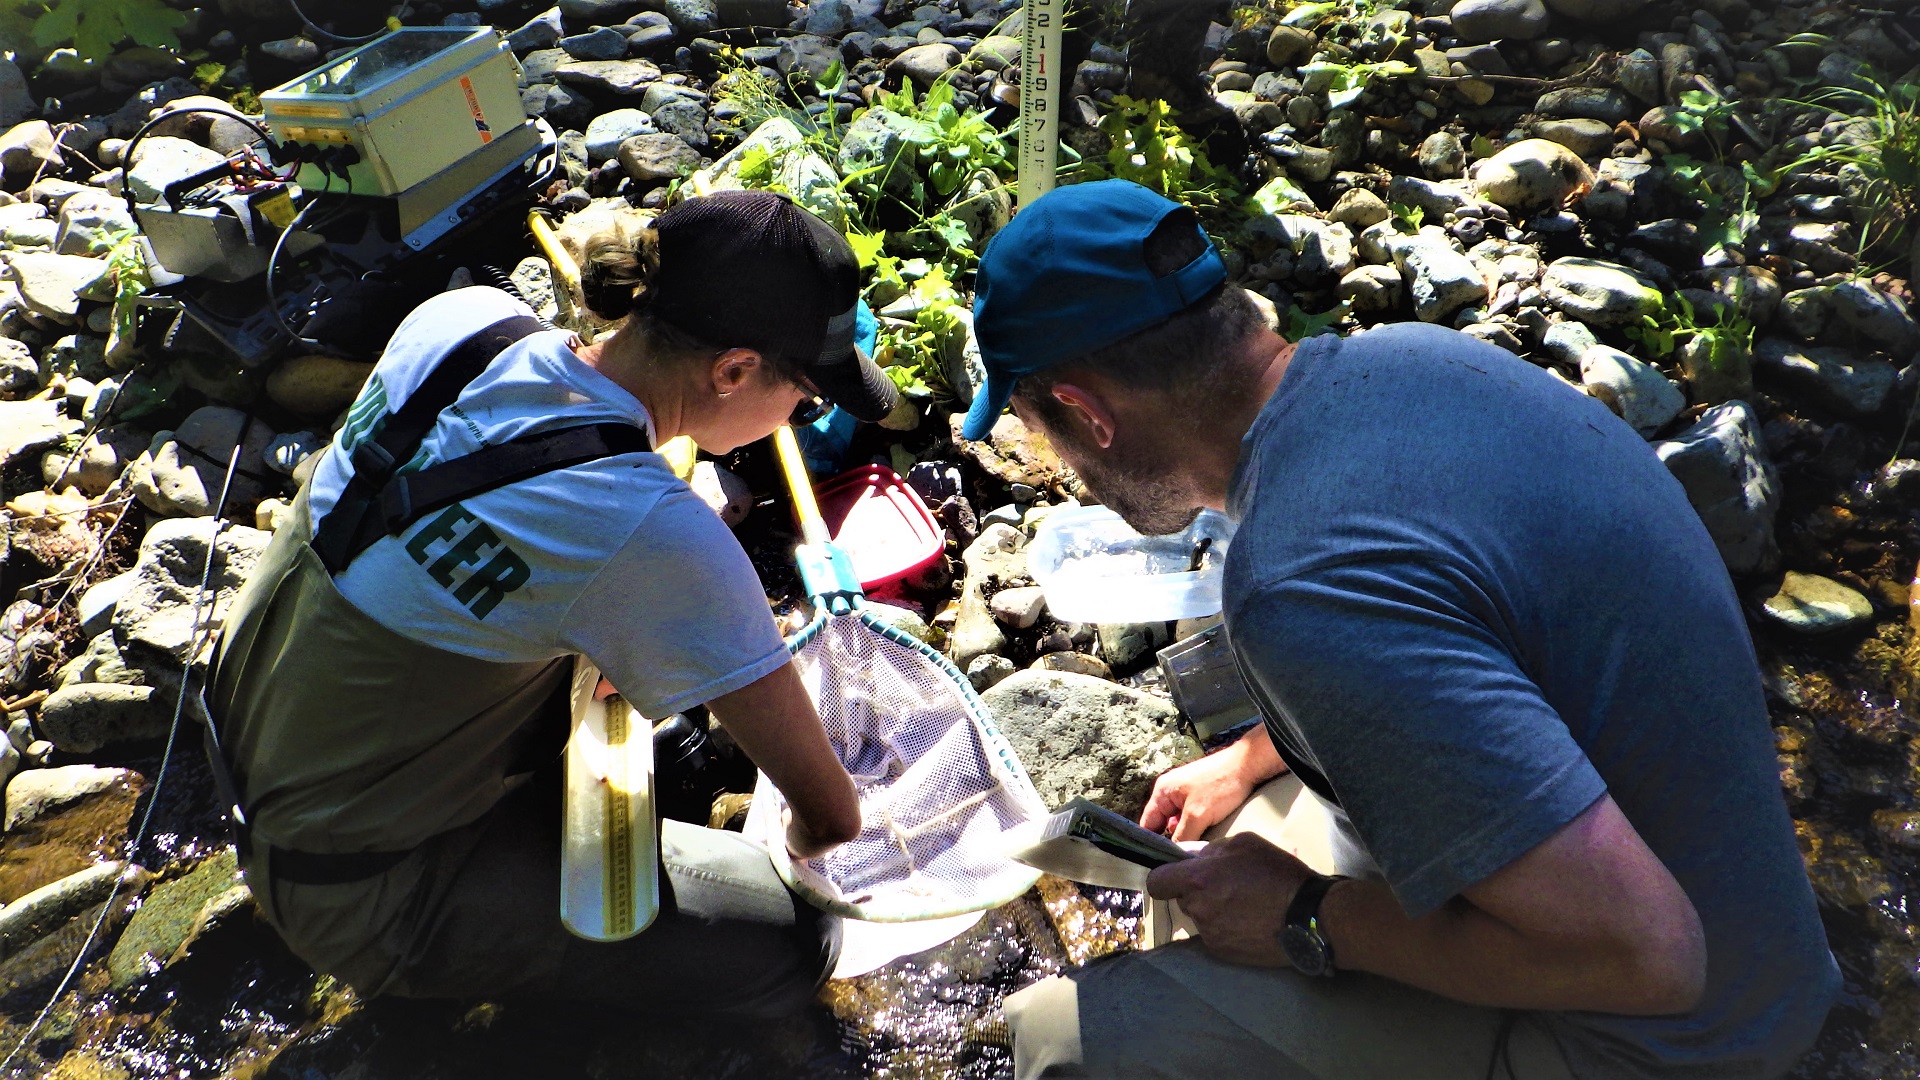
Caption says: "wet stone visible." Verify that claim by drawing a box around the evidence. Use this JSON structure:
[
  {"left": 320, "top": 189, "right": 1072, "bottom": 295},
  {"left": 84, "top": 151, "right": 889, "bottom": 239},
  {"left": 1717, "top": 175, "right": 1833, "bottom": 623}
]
[
  {"left": 106, "top": 849, "right": 246, "bottom": 990},
  {"left": 983, "top": 669, "right": 1200, "bottom": 818},
  {"left": 1653, "top": 400, "right": 1778, "bottom": 575},
  {"left": 1762, "top": 573, "right": 1876, "bottom": 635},
  {"left": 1535, "top": 87, "right": 1634, "bottom": 124},
  {"left": 1753, "top": 338, "right": 1895, "bottom": 417}
]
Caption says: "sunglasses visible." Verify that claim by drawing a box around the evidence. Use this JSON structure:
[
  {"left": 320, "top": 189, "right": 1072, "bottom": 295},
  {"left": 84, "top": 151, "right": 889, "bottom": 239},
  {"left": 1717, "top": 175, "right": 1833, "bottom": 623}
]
[{"left": 789, "top": 374, "right": 830, "bottom": 427}]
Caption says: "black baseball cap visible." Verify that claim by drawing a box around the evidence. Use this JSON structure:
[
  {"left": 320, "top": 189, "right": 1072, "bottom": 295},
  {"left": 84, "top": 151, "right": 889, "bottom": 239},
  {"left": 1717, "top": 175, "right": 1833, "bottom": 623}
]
[{"left": 649, "top": 190, "right": 899, "bottom": 423}]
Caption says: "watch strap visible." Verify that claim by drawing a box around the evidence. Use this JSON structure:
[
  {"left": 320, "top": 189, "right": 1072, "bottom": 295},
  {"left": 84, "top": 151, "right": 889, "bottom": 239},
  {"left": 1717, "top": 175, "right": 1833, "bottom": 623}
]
[{"left": 1284, "top": 873, "right": 1348, "bottom": 976}]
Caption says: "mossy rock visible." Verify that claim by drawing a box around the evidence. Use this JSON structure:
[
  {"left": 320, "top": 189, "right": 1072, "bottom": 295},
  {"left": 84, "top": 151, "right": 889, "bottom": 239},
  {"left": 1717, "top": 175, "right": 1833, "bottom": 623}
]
[{"left": 106, "top": 849, "right": 247, "bottom": 990}]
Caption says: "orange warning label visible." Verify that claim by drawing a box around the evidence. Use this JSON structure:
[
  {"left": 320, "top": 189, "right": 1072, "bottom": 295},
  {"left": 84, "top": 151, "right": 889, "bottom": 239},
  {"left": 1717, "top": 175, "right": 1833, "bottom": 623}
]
[{"left": 459, "top": 75, "right": 493, "bottom": 144}]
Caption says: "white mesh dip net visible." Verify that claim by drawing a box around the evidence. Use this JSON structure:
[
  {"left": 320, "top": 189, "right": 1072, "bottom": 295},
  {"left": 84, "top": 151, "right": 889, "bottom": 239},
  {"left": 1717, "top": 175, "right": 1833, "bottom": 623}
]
[{"left": 751, "top": 610, "right": 1047, "bottom": 922}]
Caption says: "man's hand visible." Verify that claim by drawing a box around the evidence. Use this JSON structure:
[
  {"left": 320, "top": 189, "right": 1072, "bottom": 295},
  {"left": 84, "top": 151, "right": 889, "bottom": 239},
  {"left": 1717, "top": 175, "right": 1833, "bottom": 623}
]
[
  {"left": 1145, "top": 833, "right": 1317, "bottom": 967},
  {"left": 1140, "top": 725, "right": 1289, "bottom": 841}
]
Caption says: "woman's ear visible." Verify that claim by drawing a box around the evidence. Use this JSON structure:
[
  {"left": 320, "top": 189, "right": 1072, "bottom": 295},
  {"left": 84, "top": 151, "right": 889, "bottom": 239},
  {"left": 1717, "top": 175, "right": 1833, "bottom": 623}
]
[{"left": 708, "top": 348, "right": 766, "bottom": 397}]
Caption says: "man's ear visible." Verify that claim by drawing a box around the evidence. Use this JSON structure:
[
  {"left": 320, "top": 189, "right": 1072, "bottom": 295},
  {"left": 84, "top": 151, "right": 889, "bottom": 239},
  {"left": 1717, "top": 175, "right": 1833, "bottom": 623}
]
[
  {"left": 709, "top": 348, "right": 765, "bottom": 395},
  {"left": 1047, "top": 382, "right": 1117, "bottom": 449}
]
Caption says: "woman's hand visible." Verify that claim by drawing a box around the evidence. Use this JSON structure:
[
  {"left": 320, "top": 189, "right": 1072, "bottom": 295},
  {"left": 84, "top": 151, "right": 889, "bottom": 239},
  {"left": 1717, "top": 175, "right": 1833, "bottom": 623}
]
[
  {"left": 708, "top": 663, "right": 862, "bottom": 857},
  {"left": 1139, "top": 725, "right": 1289, "bottom": 842}
]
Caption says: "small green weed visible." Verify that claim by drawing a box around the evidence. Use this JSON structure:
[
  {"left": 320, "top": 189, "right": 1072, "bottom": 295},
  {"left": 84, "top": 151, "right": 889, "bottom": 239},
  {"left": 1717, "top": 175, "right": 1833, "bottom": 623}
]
[
  {"left": 0, "top": 0, "right": 188, "bottom": 64},
  {"left": 1625, "top": 293, "right": 1753, "bottom": 373}
]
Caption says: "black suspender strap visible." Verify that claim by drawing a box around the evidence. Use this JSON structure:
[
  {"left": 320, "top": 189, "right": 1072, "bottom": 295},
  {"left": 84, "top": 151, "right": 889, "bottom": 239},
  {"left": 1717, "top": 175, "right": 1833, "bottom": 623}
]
[
  {"left": 309, "top": 314, "right": 653, "bottom": 574},
  {"left": 372, "top": 423, "right": 654, "bottom": 534},
  {"left": 312, "top": 314, "right": 548, "bottom": 573}
]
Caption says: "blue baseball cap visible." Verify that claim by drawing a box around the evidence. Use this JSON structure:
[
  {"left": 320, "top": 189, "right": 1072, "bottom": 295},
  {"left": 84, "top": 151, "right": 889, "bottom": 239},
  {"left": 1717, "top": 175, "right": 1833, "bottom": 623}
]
[{"left": 962, "top": 179, "right": 1227, "bottom": 442}]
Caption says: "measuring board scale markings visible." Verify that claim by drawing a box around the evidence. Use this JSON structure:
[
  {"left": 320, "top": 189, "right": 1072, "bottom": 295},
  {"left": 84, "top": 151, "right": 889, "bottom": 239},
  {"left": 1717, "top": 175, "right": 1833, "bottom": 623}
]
[{"left": 1016, "top": 0, "right": 1066, "bottom": 206}]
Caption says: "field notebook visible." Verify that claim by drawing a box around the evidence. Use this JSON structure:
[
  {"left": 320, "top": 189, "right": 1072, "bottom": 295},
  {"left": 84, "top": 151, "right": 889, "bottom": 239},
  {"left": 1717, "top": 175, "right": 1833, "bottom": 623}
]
[{"left": 1002, "top": 797, "right": 1193, "bottom": 891}]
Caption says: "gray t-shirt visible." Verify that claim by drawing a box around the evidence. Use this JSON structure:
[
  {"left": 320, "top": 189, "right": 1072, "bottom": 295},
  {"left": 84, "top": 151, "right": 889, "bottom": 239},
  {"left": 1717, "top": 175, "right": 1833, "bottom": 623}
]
[{"left": 1224, "top": 323, "right": 1836, "bottom": 1078}]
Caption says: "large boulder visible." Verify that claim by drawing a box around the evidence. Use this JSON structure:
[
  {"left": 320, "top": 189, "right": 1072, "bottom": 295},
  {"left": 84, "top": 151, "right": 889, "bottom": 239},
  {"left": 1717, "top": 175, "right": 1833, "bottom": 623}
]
[
  {"left": 4, "top": 764, "right": 140, "bottom": 831},
  {"left": 110, "top": 516, "right": 273, "bottom": 669},
  {"left": 982, "top": 669, "right": 1202, "bottom": 819},
  {"left": 128, "top": 406, "right": 280, "bottom": 517},
  {"left": 1654, "top": 401, "right": 1778, "bottom": 575}
]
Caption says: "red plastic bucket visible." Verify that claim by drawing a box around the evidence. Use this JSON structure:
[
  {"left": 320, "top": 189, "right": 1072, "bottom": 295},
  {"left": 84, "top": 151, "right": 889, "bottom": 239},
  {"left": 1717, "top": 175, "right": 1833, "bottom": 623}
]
[{"left": 814, "top": 465, "right": 945, "bottom": 593}]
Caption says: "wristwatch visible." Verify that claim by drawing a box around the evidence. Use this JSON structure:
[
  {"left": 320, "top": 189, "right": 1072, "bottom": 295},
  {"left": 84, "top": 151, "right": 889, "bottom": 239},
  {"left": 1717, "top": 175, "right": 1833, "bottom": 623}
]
[{"left": 1281, "top": 873, "right": 1348, "bottom": 977}]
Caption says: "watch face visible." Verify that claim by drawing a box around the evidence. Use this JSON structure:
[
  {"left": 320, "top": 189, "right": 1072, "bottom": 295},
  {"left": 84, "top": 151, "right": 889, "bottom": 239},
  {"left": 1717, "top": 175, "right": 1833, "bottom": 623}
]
[{"left": 1282, "top": 923, "right": 1330, "bottom": 977}]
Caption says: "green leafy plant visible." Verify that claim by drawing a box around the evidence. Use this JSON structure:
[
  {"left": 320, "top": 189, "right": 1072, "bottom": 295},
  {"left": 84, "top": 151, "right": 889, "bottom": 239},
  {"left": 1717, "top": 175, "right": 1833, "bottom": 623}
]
[
  {"left": 102, "top": 226, "right": 149, "bottom": 365},
  {"left": 1388, "top": 200, "right": 1424, "bottom": 233},
  {"left": 2, "top": 0, "right": 188, "bottom": 64},
  {"left": 863, "top": 80, "right": 1011, "bottom": 202},
  {"left": 1298, "top": 58, "right": 1414, "bottom": 111},
  {"left": 1283, "top": 302, "right": 1348, "bottom": 341},
  {"left": 1625, "top": 293, "right": 1753, "bottom": 372},
  {"left": 1089, "top": 96, "right": 1240, "bottom": 210}
]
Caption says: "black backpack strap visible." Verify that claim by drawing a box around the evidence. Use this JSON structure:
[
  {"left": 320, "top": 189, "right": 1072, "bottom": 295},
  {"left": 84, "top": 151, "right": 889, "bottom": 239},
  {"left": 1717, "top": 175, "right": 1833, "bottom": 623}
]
[
  {"left": 371, "top": 422, "right": 653, "bottom": 540},
  {"left": 312, "top": 314, "right": 548, "bottom": 573}
]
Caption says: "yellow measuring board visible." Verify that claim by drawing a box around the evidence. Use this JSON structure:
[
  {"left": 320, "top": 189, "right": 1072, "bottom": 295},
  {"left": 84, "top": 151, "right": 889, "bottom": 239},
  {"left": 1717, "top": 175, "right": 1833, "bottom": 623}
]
[
  {"left": 561, "top": 660, "right": 659, "bottom": 941},
  {"left": 1016, "top": 0, "right": 1065, "bottom": 205}
]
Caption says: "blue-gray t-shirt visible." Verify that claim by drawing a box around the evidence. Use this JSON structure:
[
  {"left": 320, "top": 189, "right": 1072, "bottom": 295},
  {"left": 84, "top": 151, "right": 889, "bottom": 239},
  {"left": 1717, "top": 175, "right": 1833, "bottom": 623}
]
[{"left": 1223, "top": 323, "right": 1836, "bottom": 1079}]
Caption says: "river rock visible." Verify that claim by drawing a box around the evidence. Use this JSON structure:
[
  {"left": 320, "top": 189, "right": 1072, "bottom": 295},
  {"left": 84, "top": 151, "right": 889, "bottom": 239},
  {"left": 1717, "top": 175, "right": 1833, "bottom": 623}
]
[
  {"left": 1339, "top": 264, "right": 1404, "bottom": 314},
  {"left": 1760, "top": 573, "right": 1875, "bottom": 635},
  {"left": 561, "top": 26, "right": 631, "bottom": 60},
  {"left": 1417, "top": 131, "right": 1466, "bottom": 180},
  {"left": 1699, "top": 266, "right": 1780, "bottom": 326},
  {"left": 559, "top": 0, "right": 646, "bottom": 24},
  {"left": 1654, "top": 400, "right": 1778, "bottom": 574},
  {"left": 2, "top": 251, "right": 108, "bottom": 319},
  {"left": 3, "top": 764, "right": 139, "bottom": 831},
  {"left": 618, "top": 133, "right": 705, "bottom": 181},
  {"left": 43, "top": 425, "right": 147, "bottom": 498},
  {"left": 1266, "top": 25, "right": 1315, "bottom": 67},
  {"left": 1535, "top": 87, "right": 1634, "bottom": 124},
  {"left": 0, "top": 60, "right": 33, "bottom": 128},
  {"left": 690, "top": 460, "right": 751, "bottom": 527},
  {"left": 1474, "top": 139, "right": 1594, "bottom": 215},
  {"left": 125, "top": 137, "right": 228, "bottom": 205},
  {"left": 554, "top": 58, "right": 661, "bottom": 96},
  {"left": 1032, "top": 651, "right": 1111, "bottom": 678},
  {"left": 1540, "top": 0, "right": 1648, "bottom": 20},
  {"left": 37, "top": 684, "right": 164, "bottom": 754},
  {"left": 1402, "top": 241, "right": 1487, "bottom": 323},
  {"left": 1096, "top": 622, "right": 1171, "bottom": 670},
  {"left": 776, "top": 34, "right": 843, "bottom": 84},
  {"left": 77, "top": 570, "right": 137, "bottom": 638},
  {"left": 131, "top": 406, "right": 279, "bottom": 517},
  {"left": 891, "top": 43, "right": 962, "bottom": 88},
  {"left": 1580, "top": 345, "right": 1684, "bottom": 436},
  {"left": 0, "top": 862, "right": 133, "bottom": 963},
  {"left": 1752, "top": 338, "right": 1896, "bottom": 416},
  {"left": 1826, "top": 281, "right": 1920, "bottom": 356},
  {"left": 951, "top": 523, "right": 1025, "bottom": 670},
  {"left": 0, "top": 398, "right": 83, "bottom": 475},
  {"left": 585, "top": 108, "right": 657, "bottom": 163},
  {"left": 967, "top": 653, "right": 1016, "bottom": 692},
  {"left": 0, "top": 120, "right": 60, "bottom": 180},
  {"left": 106, "top": 849, "right": 246, "bottom": 990},
  {"left": 951, "top": 412, "right": 1074, "bottom": 494},
  {"left": 265, "top": 355, "right": 374, "bottom": 416},
  {"left": 989, "top": 585, "right": 1047, "bottom": 629},
  {"left": 1329, "top": 188, "right": 1390, "bottom": 231},
  {"left": 981, "top": 669, "right": 1202, "bottom": 819},
  {"left": 1450, "top": 0, "right": 1549, "bottom": 42},
  {"left": 0, "top": 338, "right": 36, "bottom": 399},
  {"left": 110, "top": 516, "right": 272, "bottom": 667},
  {"left": 1540, "top": 257, "right": 1661, "bottom": 329}
]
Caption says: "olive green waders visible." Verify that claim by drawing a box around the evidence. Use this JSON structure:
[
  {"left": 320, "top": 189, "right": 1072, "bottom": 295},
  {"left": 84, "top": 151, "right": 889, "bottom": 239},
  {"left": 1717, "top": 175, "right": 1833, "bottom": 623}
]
[{"left": 202, "top": 317, "right": 837, "bottom": 1012}]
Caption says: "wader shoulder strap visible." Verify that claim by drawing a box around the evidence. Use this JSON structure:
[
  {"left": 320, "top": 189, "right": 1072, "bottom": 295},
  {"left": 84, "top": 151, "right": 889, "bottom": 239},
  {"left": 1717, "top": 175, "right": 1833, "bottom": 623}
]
[
  {"left": 313, "top": 314, "right": 547, "bottom": 573},
  {"left": 310, "top": 315, "right": 652, "bottom": 574}
]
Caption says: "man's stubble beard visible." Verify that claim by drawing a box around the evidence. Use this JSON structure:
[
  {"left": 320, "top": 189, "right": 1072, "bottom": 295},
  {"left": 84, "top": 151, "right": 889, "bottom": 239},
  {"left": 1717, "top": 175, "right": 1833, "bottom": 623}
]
[{"left": 1054, "top": 429, "right": 1203, "bottom": 537}]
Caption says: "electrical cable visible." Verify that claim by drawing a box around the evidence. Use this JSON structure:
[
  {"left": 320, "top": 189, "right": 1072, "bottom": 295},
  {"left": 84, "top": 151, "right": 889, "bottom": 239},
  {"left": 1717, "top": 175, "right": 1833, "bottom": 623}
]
[
  {"left": 475, "top": 264, "right": 558, "bottom": 331},
  {"left": 120, "top": 107, "right": 281, "bottom": 219},
  {"left": 287, "top": 0, "right": 391, "bottom": 44},
  {"left": 263, "top": 196, "right": 344, "bottom": 352},
  {"left": 0, "top": 423, "right": 251, "bottom": 1078}
]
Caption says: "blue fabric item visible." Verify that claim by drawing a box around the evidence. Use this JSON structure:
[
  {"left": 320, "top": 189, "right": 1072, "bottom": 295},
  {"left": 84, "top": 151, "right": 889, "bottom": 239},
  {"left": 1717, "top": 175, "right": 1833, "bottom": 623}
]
[
  {"left": 1224, "top": 323, "right": 1837, "bottom": 1079},
  {"left": 962, "top": 180, "right": 1226, "bottom": 441},
  {"left": 794, "top": 405, "right": 857, "bottom": 475},
  {"left": 854, "top": 297, "right": 879, "bottom": 358}
]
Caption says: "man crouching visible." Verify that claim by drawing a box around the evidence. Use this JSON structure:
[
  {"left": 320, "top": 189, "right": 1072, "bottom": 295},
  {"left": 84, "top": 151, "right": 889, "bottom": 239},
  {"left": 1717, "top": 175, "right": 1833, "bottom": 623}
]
[{"left": 964, "top": 179, "right": 1836, "bottom": 1080}]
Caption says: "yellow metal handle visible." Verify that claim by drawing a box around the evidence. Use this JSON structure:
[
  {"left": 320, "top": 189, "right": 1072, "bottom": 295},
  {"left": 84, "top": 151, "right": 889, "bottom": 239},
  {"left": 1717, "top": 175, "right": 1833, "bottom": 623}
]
[
  {"left": 773, "top": 425, "right": 829, "bottom": 547},
  {"left": 527, "top": 210, "right": 580, "bottom": 322}
]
